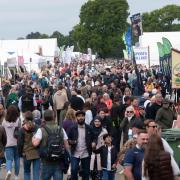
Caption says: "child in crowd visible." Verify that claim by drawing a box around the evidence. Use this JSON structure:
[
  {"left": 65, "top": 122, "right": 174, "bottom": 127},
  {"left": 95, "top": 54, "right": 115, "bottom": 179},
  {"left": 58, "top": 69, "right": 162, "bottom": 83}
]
[{"left": 92, "top": 134, "right": 118, "bottom": 180}]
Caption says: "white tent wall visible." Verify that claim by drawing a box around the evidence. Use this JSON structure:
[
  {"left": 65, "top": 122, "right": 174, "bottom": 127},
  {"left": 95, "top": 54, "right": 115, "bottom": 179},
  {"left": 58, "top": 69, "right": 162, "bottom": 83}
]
[
  {"left": 139, "top": 32, "right": 180, "bottom": 66},
  {"left": 0, "top": 38, "right": 57, "bottom": 57}
]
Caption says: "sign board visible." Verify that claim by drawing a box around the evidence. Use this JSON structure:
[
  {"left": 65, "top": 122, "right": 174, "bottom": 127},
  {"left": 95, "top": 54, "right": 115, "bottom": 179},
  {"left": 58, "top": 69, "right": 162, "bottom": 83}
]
[
  {"left": 172, "top": 49, "right": 180, "bottom": 89},
  {"left": 133, "top": 47, "right": 149, "bottom": 67}
]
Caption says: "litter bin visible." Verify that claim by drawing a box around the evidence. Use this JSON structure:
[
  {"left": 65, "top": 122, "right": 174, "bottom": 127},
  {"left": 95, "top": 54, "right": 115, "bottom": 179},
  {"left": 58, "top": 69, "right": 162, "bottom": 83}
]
[{"left": 162, "top": 129, "right": 180, "bottom": 164}]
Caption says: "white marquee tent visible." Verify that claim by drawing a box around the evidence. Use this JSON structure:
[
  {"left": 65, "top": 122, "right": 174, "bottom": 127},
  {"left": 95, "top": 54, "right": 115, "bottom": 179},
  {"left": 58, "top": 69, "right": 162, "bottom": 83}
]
[{"left": 139, "top": 32, "right": 180, "bottom": 66}]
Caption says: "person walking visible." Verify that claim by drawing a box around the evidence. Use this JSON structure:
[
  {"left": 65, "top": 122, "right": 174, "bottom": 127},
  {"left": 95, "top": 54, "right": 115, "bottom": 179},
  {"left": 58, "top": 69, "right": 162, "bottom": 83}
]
[
  {"left": 32, "top": 110, "right": 69, "bottom": 180},
  {"left": 142, "top": 134, "right": 180, "bottom": 180},
  {"left": 68, "top": 110, "right": 94, "bottom": 180},
  {"left": 2, "top": 105, "right": 20, "bottom": 180},
  {"left": 18, "top": 111, "right": 40, "bottom": 180}
]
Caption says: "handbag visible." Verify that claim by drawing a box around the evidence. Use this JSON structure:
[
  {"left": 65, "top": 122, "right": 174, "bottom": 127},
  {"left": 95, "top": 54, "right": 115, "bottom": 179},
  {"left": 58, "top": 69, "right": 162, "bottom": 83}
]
[{"left": 13, "top": 127, "right": 19, "bottom": 139}]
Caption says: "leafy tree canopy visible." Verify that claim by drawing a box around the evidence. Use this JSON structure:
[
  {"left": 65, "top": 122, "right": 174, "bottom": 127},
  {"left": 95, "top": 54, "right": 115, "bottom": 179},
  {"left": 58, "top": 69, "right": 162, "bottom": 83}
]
[
  {"left": 142, "top": 5, "right": 180, "bottom": 32},
  {"left": 72, "top": 0, "right": 129, "bottom": 58}
]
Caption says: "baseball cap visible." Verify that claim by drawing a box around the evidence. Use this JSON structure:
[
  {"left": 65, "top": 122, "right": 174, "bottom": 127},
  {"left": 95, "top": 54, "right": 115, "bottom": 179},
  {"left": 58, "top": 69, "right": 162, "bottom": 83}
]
[{"left": 75, "top": 110, "right": 85, "bottom": 117}]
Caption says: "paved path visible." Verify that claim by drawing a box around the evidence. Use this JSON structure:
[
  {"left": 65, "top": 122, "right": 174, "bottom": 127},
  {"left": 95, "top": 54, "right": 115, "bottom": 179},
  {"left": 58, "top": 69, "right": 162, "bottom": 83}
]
[{"left": 0, "top": 161, "right": 125, "bottom": 180}]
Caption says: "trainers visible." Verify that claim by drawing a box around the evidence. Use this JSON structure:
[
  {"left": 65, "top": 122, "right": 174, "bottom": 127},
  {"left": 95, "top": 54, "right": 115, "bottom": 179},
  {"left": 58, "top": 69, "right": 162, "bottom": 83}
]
[
  {"left": 14, "top": 176, "right": 18, "bottom": 180},
  {"left": 5, "top": 171, "right": 11, "bottom": 180},
  {"left": 1, "top": 163, "right": 6, "bottom": 167}
]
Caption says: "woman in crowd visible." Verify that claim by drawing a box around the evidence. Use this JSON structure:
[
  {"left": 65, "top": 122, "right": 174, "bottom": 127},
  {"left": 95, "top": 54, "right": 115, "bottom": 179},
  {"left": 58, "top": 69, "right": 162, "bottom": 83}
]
[
  {"left": 2, "top": 105, "right": 20, "bottom": 180},
  {"left": 122, "top": 87, "right": 132, "bottom": 104},
  {"left": 62, "top": 108, "right": 76, "bottom": 135},
  {"left": 90, "top": 116, "right": 108, "bottom": 180},
  {"left": 142, "top": 134, "right": 180, "bottom": 180},
  {"left": 84, "top": 101, "right": 93, "bottom": 125}
]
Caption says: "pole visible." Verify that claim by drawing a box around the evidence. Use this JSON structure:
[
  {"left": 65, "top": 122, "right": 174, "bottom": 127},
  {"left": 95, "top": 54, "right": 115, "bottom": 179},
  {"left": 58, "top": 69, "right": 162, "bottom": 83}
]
[{"left": 148, "top": 46, "right": 150, "bottom": 68}]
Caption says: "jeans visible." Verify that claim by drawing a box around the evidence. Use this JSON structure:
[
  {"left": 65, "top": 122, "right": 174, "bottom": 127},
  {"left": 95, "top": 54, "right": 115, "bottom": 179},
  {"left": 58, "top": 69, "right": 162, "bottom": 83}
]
[
  {"left": 5, "top": 146, "right": 20, "bottom": 176},
  {"left": 102, "top": 169, "right": 115, "bottom": 180},
  {"left": 71, "top": 156, "right": 90, "bottom": 180},
  {"left": 41, "top": 162, "right": 63, "bottom": 180},
  {"left": 23, "top": 158, "right": 40, "bottom": 180}
]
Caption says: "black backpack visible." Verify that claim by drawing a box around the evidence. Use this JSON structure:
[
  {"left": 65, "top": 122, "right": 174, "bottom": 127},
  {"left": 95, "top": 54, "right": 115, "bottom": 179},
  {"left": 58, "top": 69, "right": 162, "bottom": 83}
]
[
  {"left": 21, "top": 94, "right": 34, "bottom": 113},
  {"left": 40, "top": 126, "right": 65, "bottom": 161}
]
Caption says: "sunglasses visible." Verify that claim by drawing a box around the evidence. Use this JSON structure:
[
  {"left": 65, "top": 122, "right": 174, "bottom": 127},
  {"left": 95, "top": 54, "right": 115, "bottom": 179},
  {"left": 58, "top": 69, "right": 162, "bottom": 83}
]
[
  {"left": 126, "top": 111, "right": 133, "bottom": 113},
  {"left": 148, "top": 125, "right": 157, "bottom": 128}
]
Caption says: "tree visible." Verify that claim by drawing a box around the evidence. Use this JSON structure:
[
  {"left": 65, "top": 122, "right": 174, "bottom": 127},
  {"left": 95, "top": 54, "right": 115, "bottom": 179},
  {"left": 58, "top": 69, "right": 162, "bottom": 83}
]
[
  {"left": 72, "top": 0, "right": 129, "bottom": 58},
  {"left": 142, "top": 5, "right": 180, "bottom": 32},
  {"left": 26, "top": 32, "right": 49, "bottom": 39},
  {"left": 50, "top": 31, "right": 67, "bottom": 47}
]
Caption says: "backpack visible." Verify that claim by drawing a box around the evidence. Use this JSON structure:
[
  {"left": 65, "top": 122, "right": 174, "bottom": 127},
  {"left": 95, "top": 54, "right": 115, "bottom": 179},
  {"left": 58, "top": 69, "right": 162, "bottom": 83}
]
[
  {"left": 21, "top": 94, "right": 34, "bottom": 113},
  {"left": 39, "top": 126, "right": 65, "bottom": 161},
  {"left": 6, "top": 93, "right": 19, "bottom": 109}
]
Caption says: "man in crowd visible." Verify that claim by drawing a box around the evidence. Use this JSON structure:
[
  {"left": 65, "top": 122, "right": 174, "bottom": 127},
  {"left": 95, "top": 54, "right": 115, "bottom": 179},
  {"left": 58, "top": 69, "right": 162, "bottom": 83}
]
[
  {"left": 155, "top": 98, "right": 176, "bottom": 129},
  {"left": 123, "top": 130, "right": 148, "bottom": 180},
  {"left": 32, "top": 110, "right": 69, "bottom": 180},
  {"left": 68, "top": 110, "right": 93, "bottom": 180}
]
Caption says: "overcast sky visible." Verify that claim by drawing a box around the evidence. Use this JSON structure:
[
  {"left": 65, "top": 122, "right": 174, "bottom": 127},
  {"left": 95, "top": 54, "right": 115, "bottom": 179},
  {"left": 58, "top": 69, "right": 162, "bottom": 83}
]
[{"left": 0, "top": 0, "right": 179, "bottom": 39}]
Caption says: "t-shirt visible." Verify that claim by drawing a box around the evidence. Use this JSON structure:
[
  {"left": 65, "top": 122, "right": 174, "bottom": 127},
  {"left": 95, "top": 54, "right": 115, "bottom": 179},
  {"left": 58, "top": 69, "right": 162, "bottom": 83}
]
[
  {"left": 124, "top": 145, "right": 144, "bottom": 180},
  {"left": 34, "top": 128, "right": 68, "bottom": 140}
]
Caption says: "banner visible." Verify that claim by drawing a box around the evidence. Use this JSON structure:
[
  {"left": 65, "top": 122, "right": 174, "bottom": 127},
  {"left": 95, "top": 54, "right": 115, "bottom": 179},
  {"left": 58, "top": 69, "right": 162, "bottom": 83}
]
[
  {"left": 132, "top": 51, "right": 144, "bottom": 96},
  {"left": 130, "top": 13, "right": 142, "bottom": 37},
  {"left": 18, "top": 56, "right": 24, "bottom": 66},
  {"left": 157, "top": 37, "right": 172, "bottom": 77},
  {"left": 133, "top": 47, "right": 149, "bottom": 66},
  {"left": 172, "top": 49, "right": 180, "bottom": 89}
]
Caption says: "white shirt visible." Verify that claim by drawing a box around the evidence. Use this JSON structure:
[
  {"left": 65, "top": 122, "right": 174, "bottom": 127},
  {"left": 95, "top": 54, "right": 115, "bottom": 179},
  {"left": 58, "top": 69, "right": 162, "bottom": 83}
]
[
  {"left": 34, "top": 128, "right": 68, "bottom": 140},
  {"left": 107, "top": 146, "right": 112, "bottom": 171},
  {"left": 73, "top": 126, "right": 89, "bottom": 159},
  {"left": 161, "top": 138, "right": 174, "bottom": 155},
  {"left": 85, "top": 110, "right": 93, "bottom": 125}
]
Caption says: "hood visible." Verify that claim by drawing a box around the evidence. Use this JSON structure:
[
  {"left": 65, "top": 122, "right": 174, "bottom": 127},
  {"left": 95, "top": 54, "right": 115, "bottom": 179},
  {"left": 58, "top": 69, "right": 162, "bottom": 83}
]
[
  {"left": 4, "top": 120, "right": 16, "bottom": 128},
  {"left": 56, "top": 90, "right": 62, "bottom": 96}
]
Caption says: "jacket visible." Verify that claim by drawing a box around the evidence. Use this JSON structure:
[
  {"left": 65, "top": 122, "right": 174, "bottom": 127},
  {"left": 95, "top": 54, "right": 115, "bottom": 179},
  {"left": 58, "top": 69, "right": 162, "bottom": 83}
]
[
  {"left": 155, "top": 107, "right": 176, "bottom": 129},
  {"left": 120, "top": 116, "right": 139, "bottom": 143},
  {"left": 143, "top": 151, "right": 174, "bottom": 180},
  {"left": 94, "top": 145, "right": 118, "bottom": 170},
  {"left": 18, "top": 125, "right": 39, "bottom": 160},
  {"left": 53, "top": 90, "right": 68, "bottom": 110},
  {"left": 0, "top": 125, "right": 7, "bottom": 157},
  {"left": 68, "top": 124, "right": 93, "bottom": 156},
  {"left": 90, "top": 128, "right": 107, "bottom": 171}
]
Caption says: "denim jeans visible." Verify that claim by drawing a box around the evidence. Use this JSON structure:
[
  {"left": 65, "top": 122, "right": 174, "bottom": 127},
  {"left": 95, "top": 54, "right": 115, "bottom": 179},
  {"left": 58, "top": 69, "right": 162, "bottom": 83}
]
[
  {"left": 41, "top": 162, "right": 63, "bottom": 180},
  {"left": 23, "top": 158, "right": 40, "bottom": 180},
  {"left": 5, "top": 146, "right": 20, "bottom": 176},
  {"left": 102, "top": 169, "right": 115, "bottom": 180},
  {"left": 71, "top": 156, "right": 90, "bottom": 180}
]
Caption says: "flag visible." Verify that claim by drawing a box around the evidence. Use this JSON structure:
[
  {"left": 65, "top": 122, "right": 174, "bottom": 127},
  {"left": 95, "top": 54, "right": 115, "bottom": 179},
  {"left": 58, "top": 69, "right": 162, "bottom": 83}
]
[
  {"left": 162, "top": 37, "right": 172, "bottom": 76},
  {"left": 172, "top": 48, "right": 180, "bottom": 89},
  {"left": 157, "top": 38, "right": 172, "bottom": 77},
  {"left": 132, "top": 51, "right": 144, "bottom": 96},
  {"left": 130, "top": 13, "right": 142, "bottom": 37},
  {"left": 18, "top": 56, "right": 24, "bottom": 66}
]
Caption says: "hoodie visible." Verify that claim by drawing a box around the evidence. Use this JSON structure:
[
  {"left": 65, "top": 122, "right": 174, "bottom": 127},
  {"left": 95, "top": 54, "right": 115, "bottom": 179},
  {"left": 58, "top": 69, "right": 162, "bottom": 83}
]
[
  {"left": 53, "top": 90, "right": 68, "bottom": 110},
  {"left": 2, "top": 118, "right": 20, "bottom": 147}
]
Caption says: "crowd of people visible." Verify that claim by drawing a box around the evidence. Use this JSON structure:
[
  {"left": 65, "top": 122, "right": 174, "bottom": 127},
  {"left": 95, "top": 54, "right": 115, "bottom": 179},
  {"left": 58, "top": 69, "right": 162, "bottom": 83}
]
[{"left": 0, "top": 59, "right": 180, "bottom": 180}]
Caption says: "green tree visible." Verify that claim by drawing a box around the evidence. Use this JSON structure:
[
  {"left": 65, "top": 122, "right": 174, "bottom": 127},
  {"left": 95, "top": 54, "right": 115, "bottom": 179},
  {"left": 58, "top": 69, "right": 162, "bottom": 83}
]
[
  {"left": 50, "top": 31, "right": 67, "bottom": 47},
  {"left": 142, "top": 5, "right": 180, "bottom": 32},
  {"left": 26, "top": 32, "right": 49, "bottom": 39},
  {"left": 72, "top": 0, "right": 129, "bottom": 58}
]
